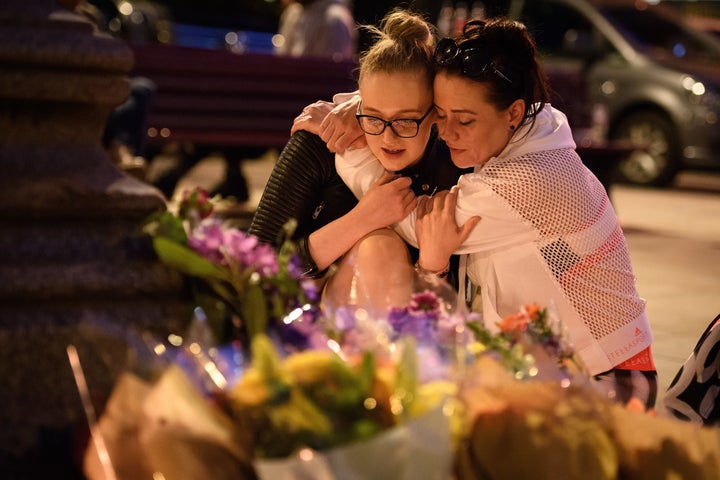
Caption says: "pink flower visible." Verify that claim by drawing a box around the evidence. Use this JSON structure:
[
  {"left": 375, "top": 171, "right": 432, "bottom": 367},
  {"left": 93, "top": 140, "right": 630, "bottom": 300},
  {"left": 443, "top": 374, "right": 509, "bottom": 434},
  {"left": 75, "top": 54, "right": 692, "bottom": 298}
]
[
  {"left": 409, "top": 290, "right": 441, "bottom": 313},
  {"left": 247, "top": 242, "right": 279, "bottom": 277},
  {"left": 188, "top": 220, "right": 226, "bottom": 263},
  {"left": 224, "top": 229, "right": 259, "bottom": 265}
]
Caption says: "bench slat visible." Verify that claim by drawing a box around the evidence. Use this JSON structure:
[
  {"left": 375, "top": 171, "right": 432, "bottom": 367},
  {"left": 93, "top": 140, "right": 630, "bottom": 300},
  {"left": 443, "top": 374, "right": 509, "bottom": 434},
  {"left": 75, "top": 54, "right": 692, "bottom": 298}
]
[{"left": 131, "top": 44, "right": 358, "bottom": 149}]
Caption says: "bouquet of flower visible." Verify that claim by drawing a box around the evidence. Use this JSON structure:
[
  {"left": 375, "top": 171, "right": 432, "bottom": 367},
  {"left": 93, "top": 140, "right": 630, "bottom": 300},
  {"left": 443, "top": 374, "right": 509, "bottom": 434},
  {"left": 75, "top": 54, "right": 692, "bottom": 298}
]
[
  {"left": 86, "top": 201, "right": 460, "bottom": 479},
  {"left": 81, "top": 229, "right": 720, "bottom": 480},
  {"left": 222, "top": 271, "right": 465, "bottom": 479},
  {"left": 142, "top": 187, "right": 320, "bottom": 347},
  {"left": 495, "top": 303, "right": 576, "bottom": 367},
  {"left": 92, "top": 188, "right": 711, "bottom": 479},
  {"left": 464, "top": 303, "right": 587, "bottom": 383}
]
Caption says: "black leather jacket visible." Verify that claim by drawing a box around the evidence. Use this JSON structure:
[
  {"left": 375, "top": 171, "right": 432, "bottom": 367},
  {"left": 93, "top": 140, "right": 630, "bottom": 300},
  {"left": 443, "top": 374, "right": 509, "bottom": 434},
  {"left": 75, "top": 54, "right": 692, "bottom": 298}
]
[{"left": 248, "top": 129, "right": 470, "bottom": 283}]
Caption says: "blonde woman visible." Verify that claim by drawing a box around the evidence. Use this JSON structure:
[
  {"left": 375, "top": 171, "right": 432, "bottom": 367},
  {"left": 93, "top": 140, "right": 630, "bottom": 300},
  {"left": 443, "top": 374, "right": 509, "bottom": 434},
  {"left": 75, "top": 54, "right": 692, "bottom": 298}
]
[{"left": 250, "top": 9, "right": 470, "bottom": 312}]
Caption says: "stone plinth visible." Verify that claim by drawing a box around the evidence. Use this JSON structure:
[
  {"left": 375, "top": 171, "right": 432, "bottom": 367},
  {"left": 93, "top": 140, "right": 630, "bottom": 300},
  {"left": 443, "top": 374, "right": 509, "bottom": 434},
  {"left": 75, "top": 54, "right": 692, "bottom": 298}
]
[{"left": 0, "top": 1, "right": 191, "bottom": 476}]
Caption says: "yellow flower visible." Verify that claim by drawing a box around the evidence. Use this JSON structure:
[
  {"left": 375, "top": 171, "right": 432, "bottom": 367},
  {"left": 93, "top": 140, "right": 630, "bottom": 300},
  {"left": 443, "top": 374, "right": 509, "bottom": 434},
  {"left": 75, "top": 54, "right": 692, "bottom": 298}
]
[
  {"left": 228, "top": 368, "right": 270, "bottom": 407},
  {"left": 283, "top": 350, "right": 351, "bottom": 386}
]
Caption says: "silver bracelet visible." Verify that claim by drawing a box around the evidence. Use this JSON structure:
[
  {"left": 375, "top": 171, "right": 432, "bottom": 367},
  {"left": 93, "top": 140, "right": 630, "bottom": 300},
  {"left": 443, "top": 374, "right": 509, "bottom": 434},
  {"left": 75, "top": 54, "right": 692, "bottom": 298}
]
[{"left": 414, "top": 261, "right": 450, "bottom": 278}]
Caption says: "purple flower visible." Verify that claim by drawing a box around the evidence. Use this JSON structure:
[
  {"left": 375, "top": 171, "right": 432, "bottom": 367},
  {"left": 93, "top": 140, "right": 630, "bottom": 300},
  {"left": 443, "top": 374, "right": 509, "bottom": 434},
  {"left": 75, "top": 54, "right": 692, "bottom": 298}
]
[
  {"left": 287, "top": 254, "right": 304, "bottom": 279},
  {"left": 333, "top": 306, "right": 357, "bottom": 332},
  {"left": 223, "top": 229, "right": 257, "bottom": 264},
  {"left": 247, "top": 242, "right": 280, "bottom": 277},
  {"left": 188, "top": 220, "right": 226, "bottom": 263},
  {"left": 387, "top": 306, "right": 435, "bottom": 343},
  {"left": 300, "top": 278, "right": 320, "bottom": 302},
  {"left": 210, "top": 229, "right": 278, "bottom": 276},
  {"left": 436, "top": 312, "right": 466, "bottom": 345},
  {"left": 385, "top": 290, "right": 467, "bottom": 346}
]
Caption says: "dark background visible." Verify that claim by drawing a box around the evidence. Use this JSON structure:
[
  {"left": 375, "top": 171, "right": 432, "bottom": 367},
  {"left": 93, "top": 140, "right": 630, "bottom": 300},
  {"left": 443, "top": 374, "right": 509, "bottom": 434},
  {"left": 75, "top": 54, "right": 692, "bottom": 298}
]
[
  {"left": 130, "top": 0, "right": 720, "bottom": 52},
  {"left": 137, "top": 0, "right": 513, "bottom": 51}
]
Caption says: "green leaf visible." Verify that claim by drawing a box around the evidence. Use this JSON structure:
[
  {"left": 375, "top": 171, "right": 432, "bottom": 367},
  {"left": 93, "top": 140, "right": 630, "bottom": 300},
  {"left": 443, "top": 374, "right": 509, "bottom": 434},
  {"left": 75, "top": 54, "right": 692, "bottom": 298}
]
[
  {"left": 395, "top": 336, "right": 418, "bottom": 417},
  {"left": 207, "top": 279, "right": 238, "bottom": 307},
  {"left": 241, "top": 283, "right": 269, "bottom": 340},
  {"left": 144, "top": 211, "right": 187, "bottom": 244},
  {"left": 153, "top": 237, "right": 227, "bottom": 281},
  {"left": 251, "top": 333, "right": 283, "bottom": 382},
  {"left": 357, "top": 351, "right": 375, "bottom": 393}
]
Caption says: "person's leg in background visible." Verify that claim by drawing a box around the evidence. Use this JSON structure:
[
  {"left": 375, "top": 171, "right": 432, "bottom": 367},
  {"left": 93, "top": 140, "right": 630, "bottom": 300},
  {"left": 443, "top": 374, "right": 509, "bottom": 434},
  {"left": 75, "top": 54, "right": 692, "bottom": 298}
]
[{"left": 102, "top": 76, "right": 156, "bottom": 176}]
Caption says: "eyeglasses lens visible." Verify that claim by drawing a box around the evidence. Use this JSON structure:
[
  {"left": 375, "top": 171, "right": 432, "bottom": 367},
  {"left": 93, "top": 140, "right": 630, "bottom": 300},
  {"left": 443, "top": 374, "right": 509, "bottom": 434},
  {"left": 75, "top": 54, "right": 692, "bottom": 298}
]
[{"left": 358, "top": 117, "right": 419, "bottom": 138}]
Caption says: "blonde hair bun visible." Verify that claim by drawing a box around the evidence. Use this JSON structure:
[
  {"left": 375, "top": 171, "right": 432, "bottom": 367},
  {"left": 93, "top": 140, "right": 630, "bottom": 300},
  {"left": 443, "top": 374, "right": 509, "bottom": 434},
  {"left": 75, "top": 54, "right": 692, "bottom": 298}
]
[{"left": 359, "top": 9, "right": 436, "bottom": 80}]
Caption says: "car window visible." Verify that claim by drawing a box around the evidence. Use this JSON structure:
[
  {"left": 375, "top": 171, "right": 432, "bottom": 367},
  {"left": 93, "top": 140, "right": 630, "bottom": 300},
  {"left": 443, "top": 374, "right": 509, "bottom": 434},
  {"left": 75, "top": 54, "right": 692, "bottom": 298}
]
[
  {"left": 516, "top": 1, "right": 600, "bottom": 130},
  {"left": 599, "top": 5, "right": 720, "bottom": 61},
  {"left": 519, "top": 1, "right": 596, "bottom": 57}
]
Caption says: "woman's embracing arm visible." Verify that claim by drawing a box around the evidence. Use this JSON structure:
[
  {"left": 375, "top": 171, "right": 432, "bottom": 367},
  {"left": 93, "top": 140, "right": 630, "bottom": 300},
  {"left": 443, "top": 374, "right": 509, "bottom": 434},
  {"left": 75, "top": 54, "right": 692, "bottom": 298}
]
[
  {"left": 400, "top": 174, "right": 536, "bottom": 259},
  {"left": 415, "top": 187, "right": 480, "bottom": 273}
]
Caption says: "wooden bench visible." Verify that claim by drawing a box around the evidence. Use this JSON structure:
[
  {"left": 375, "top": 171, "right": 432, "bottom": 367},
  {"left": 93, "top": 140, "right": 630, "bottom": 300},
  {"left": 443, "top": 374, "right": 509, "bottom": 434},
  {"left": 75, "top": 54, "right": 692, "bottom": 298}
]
[
  {"left": 130, "top": 43, "right": 359, "bottom": 151},
  {"left": 130, "top": 42, "right": 629, "bottom": 193}
]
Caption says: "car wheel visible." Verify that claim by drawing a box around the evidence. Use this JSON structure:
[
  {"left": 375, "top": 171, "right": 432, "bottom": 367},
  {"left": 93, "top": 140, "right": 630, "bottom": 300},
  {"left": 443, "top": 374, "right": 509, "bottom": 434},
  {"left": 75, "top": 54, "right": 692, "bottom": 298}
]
[{"left": 611, "top": 111, "right": 680, "bottom": 187}]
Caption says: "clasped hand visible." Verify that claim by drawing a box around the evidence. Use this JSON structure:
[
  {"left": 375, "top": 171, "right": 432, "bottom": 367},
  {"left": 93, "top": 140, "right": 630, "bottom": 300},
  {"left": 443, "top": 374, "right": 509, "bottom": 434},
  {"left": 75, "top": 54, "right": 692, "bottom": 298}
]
[
  {"left": 354, "top": 172, "right": 415, "bottom": 231},
  {"left": 415, "top": 188, "right": 481, "bottom": 272},
  {"left": 292, "top": 94, "right": 366, "bottom": 153}
]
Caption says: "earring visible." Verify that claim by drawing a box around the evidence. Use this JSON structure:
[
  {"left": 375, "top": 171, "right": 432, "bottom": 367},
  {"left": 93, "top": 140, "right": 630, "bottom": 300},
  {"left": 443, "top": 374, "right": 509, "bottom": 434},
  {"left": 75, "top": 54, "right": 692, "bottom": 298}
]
[{"left": 509, "top": 125, "right": 516, "bottom": 131}]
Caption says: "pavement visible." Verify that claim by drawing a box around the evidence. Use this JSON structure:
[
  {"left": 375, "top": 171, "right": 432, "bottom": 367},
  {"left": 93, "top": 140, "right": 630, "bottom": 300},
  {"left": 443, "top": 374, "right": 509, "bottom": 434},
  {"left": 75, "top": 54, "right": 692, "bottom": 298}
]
[
  {"left": 155, "top": 152, "right": 720, "bottom": 410},
  {"left": 611, "top": 174, "right": 720, "bottom": 407}
]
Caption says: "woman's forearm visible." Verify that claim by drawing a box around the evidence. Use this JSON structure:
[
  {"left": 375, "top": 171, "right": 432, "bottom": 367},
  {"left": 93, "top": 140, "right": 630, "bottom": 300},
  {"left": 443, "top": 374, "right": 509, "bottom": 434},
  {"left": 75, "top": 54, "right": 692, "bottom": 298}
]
[
  {"left": 307, "top": 208, "right": 377, "bottom": 271},
  {"left": 308, "top": 174, "right": 415, "bottom": 270}
]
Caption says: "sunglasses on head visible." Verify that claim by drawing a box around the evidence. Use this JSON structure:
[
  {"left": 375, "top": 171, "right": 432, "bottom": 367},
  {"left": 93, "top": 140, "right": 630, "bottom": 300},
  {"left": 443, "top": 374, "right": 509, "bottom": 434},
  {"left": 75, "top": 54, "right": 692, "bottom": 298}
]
[{"left": 434, "top": 37, "right": 514, "bottom": 87}]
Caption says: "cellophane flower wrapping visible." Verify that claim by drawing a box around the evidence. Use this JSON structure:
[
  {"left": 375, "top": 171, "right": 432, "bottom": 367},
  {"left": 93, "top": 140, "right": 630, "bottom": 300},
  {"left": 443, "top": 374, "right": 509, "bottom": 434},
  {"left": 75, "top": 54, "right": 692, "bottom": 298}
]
[
  {"left": 83, "top": 188, "right": 720, "bottom": 478},
  {"left": 454, "top": 304, "right": 720, "bottom": 480},
  {"left": 82, "top": 313, "right": 257, "bottom": 480},
  {"left": 230, "top": 265, "right": 467, "bottom": 479},
  {"left": 85, "top": 194, "right": 464, "bottom": 479},
  {"left": 253, "top": 405, "right": 451, "bottom": 480}
]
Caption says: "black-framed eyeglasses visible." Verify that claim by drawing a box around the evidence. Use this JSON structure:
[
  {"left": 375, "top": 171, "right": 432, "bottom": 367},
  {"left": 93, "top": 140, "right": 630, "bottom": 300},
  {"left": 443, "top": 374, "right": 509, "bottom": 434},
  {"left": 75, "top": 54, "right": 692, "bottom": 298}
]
[
  {"left": 434, "top": 37, "right": 514, "bottom": 87},
  {"left": 355, "top": 102, "right": 434, "bottom": 138}
]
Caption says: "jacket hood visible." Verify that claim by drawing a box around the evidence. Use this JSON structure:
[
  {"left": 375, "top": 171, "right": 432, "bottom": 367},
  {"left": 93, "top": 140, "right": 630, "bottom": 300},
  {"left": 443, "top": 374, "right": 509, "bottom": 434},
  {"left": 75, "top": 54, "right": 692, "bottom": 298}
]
[{"left": 498, "top": 104, "right": 576, "bottom": 162}]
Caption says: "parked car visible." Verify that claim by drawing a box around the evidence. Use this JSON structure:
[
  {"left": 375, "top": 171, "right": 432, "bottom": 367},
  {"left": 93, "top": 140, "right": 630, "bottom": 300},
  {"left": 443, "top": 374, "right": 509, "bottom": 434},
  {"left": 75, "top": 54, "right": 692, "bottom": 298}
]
[
  {"left": 505, "top": 0, "right": 720, "bottom": 186},
  {"left": 113, "top": 0, "right": 720, "bottom": 188}
]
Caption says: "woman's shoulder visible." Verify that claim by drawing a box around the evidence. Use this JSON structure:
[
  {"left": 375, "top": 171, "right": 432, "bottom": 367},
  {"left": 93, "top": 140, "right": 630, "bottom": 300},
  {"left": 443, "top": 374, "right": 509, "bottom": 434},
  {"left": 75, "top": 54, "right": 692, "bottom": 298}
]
[
  {"left": 283, "top": 130, "right": 334, "bottom": 163},
  {"left": 277, "top": 130, "right": 338, "bottom": 178},
  {"left": 483, "top": 147, "right": 583, "bottom": 184}
]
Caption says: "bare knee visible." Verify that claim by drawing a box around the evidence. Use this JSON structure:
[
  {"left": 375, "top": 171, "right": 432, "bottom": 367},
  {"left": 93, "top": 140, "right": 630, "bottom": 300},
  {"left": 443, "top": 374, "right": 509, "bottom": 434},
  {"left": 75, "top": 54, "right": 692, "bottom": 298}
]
[
  {"left": 355, "top": 229, "right": 411, "bottom": 271},
  {"left": 324, "top": 229, "right": 413, "bottom": 313}
]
